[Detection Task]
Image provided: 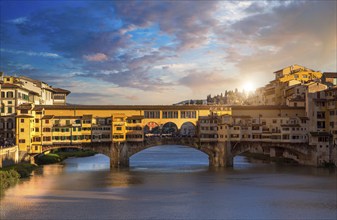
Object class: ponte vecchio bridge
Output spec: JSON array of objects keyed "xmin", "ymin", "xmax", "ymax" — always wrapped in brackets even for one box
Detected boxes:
[{"xmin": 16, "ymin": 104, "xmax": 317, "ymax": 167}]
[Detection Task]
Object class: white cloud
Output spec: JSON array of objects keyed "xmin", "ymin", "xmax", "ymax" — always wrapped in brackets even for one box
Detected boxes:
[
  {"xmin": 0, "ymin": 48, "xmax": 60, "ymax": 58},
  {"xmin": 83, "ymin": 53, "xmax": 108, "ymax": 61},
  {"xmin": 9, "ymin": 17, "xmax": 28, "ymax": 24}
]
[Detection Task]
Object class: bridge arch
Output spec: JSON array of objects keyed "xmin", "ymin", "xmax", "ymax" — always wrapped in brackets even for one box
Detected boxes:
[
  {"xmin": 144, "ymin": 122, "xmax": 160, "ymax": 136},
  {"xmin": 161, "ymin": 122, "xmax": 179, "ymax": 136},
  {"xmin": 39, "ymin": 142, "xmax": 115, "ymax": 159},
  {"xmin": 128, "ymin": 143, "xmax": 214, "ymax": 159},
  {"xmin": 180, "ymin": 122, "xmax": 196, "ymax": 137},
  {"xmin": 230, "ymin": 141, "xmax": 309, "ymax": 163}
]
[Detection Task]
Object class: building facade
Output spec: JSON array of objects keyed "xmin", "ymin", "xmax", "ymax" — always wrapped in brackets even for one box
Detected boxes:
[{"xmin": 0, "ymin": 74, "xmax": 70, "ymax": 147}]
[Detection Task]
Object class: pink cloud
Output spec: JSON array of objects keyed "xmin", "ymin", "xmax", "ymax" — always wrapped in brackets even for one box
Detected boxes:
[{"xmin": 83, "ymin": 53, "xmax": 108, "ymax": 61}]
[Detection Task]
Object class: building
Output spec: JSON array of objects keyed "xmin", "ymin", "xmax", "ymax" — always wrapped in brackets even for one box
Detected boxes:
[
  {"xmin": 306, "ymin": 86, "xmax": 337, "ymax": 164},
  {"xmin": 0, "ymin": 74, "xmax": 70, "ymax": 147},
  {"xmin": 15, "ymin": 104, "xmax": 231, "ymax": 154},
  {"xmin": 321, "ymin": 72, "xmax": 337, "ymax": 87},
  {"xmin": 251, "ymin": 64, "xmax": 325, "ymax": 106}
]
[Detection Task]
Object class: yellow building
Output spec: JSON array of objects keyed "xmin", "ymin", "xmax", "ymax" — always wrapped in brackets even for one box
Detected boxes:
[
  {"xmin": 274, "ymin": 64, "xmax": 322, "ymax": 83},
  {"xmin": 0, "ymin": 73, "xmax": 70, "ymax": 148},
  {"xmin": 15, "ymin": 104, "xmax": 231, "ymax": 154}
]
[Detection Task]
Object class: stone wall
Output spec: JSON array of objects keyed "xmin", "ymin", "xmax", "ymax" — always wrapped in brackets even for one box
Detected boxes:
[{"xmin": 0, "ymin": 146, "xmax": 19, "ymax": 167}]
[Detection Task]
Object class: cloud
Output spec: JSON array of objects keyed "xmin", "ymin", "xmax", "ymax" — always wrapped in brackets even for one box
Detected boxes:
[
  {"xmin": 83, "ymin": 53, "xmax": 108, "ymax": 62},
  {"xmin": 8, "ymin": 17, "xmax": 28, "ymax": 24},
  {"xmin": 113, "ymin": 1, "xmax": 219, "ymax": 50},
  {"xmin": 1, "ymin": 1, "xmax": 336, "ymax": 104},
  {"xmin": 0, "ymin": 48, "xmax": 60, "ymax": 58},
  {"xmin": 219, "ymin": 1, "xmax": 337, "ymax": 80},
  {"xmin": 179, "ymin": 70, "xmax": 241, "ymax": 92}
]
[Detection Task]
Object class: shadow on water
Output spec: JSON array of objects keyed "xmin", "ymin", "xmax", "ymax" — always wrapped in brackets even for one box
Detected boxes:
[{"xmin": 129, "ymin": 145, "xmax": 210, "ymax": 173}]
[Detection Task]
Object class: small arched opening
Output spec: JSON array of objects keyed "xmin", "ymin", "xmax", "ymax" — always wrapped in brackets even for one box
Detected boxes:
[
  {"xmin": 144, "ymin": 122, "xmax": 160, "ymax": 137},
  {"xmin": 180, "ymin": 122, "xmax": 196, "ymax": 137},
  {"xmin": 161, "ymin": 122, "xmax": 178, "ymax": 137}
]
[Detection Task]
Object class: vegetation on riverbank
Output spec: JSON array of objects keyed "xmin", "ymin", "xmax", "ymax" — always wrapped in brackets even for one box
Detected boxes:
[
  {"xmin": 0, "ymin": 163, "xmax": 38, "ymax": 192},
  {"xmin": 35, "ymin": 149, "xmax": 97, "ymax": 165}
]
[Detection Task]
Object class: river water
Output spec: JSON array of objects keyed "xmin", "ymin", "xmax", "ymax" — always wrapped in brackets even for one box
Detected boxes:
[{"xmin": 1, "ymin": 145, "xmax": 336, "ymax": 220}]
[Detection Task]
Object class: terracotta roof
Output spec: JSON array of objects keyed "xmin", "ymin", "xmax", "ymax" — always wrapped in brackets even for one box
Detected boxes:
[
  {"xmin": 42, "ymin": 115, "xmax": 54, "ymax": 119},
  {"xmin": 17, "ymin": 103, "xmax": 33, "ymax": 110},
  {"xmin": 127, "ymin": 115, "xmax": 144, "ymax": 120},
  {"xmin": 82, "ymin": 115, "xmax": 92, "ymax": 119},
  {"xmin": 15, "ymin": 115, "xmax": 33, "ymax": 118},
  {"xmin": 289, "ymin": 97, "xmax": 305, "ymax": 102},
  {"xmin": 53, "ymin": 116, "xmax": 82, "ymax": 119},
  {"xmin": 231, "ymin": 105, "xmax": 305, "ymax": 110},
  {"xmin": 52, "ymin": 88, "xmax": 71, "ymax": 95},
  {"xmin": 1, "ymin": 83, "xmax": 20, "ymax": 88},
  {"xmin": 34, "ymin": 105, "xmax": 227, "ymax": 111}
]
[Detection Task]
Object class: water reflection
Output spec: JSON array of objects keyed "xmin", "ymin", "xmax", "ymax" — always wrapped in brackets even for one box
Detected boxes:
[
  {"xmin": 130, "ymin": 145, "xmax": 209, "ymax": 173},
  {"xmin": 0, "ymin": 146, "xmax": 336, "ymax": 220}
]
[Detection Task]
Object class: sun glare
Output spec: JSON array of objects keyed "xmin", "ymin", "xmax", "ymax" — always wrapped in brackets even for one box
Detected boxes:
[{"xmin": 243, "ymin": 82, "xmax": 255, "ymax": 93}]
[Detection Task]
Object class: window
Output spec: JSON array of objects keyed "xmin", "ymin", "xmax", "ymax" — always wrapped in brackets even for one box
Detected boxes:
[
  {"xmin": 8, "ymin": 107, "xmax": 12, "ymax": 113},
  {"xmin": 43, "ymin": 128, "xmax": 51, "ymax": 132},
  {"xmin": 317, "ymin": 111, "xmax": 325, "ymax": 119},
  {"xmin": 54, "ymin": 95, "xmax": 65, "ymax": 100},
  {"xmin": 35, "ymin": 128, "xmax": 40, "ymax": 132},
  {"xmin": 162, "ymin": 111, "xmax": 178, "ymax": 119},
  {"xmin": 181, "ymin": 111, "xmax": 196, "ymax": 118},
  {"xmin": 7, "ymin": 119, "xmax": 13, "ymax": 129},
  {"xmin": 19, "ymin": 139, "xmax": 25, "ymax": 143},
  {"xmin": 35, "ymin": 119, "xmax": 40, "ymax": 123},
  {"xmin": 8, "ymin": 101, "xmax": 12, "ymax": 104},
  {"xmin": 1, "ymin": 92, "xmax": 5, "ymax": 98},
  {"xmin": 20, "ymin": 128, "xmax": 24, "ymax": 132},
  {"xmin": 21, "ymin": 109, "xmax": 28, "ymax": 114},
  {"xmin": 33, "ymin": 137, "xmax": 41, "ymax": 142},
  {"xmin": 21, "ymin": 119, "xmax": 25, "ymax": 123},
  {"xmin": 330, "ymin": 122, "xmax": 334, "ymax": 128},
  {"xmin": 45, "ymin": 119, "xmax": 49, "ymax": 124},
  {"xmin": 317, "ymin": 121, "xmax": 325, "ymax": 129},
  {"xmin": 6, "ymin": 91, "xmax": 14, "ymax": 98},
  {"xmin": 66, "ymin": 120, "xmax": 70, "ymax": 125},
  {"xmin": 144, "ymin": 111, "xmax": 160, "ymax": 118},
  {"xmin": 318, "ymin": 137, "xmax": 328, "ymax": 142},
  {"xmin": 116, "ymin": 127, "xmax": 122, "ymax": 131}
]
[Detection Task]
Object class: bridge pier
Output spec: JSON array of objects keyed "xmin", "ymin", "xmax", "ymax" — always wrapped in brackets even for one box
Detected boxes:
[
  {"xmin": 109, "ymin": 142, "xmax": 129, "ymax": 168},
  {"xmin": 209, "ymin": 142, "xmax": 233, "ymax": 167}
]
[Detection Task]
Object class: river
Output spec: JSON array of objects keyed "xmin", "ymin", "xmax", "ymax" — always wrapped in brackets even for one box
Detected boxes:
[{"xmin": 0, "ymin": 145, "xmax": 336, "ymax": 220}]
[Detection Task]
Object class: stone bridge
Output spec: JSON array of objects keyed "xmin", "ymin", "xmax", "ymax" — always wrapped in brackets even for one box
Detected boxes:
[
  {"xmin": 231, "ymin": 141, "xmax": 316, "ymax": 165},
  {"xmin": 38, "ymin": 138, "xmax": 317, "ymax": 167},
  {"xmin": 40, "ymin": 138, "xmax": 232, "ymax": 168}
]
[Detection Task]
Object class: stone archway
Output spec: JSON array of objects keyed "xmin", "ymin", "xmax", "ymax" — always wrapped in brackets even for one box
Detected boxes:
[
  {"xmin": 161, "ymin": 122, "xmax": 178, "ymax": 136},
  {"xmin": 144, "ymin": 122, "xmax": 160, "ymax": 136},
  {"xmin": 180, "ymin": 122, "xmax": 196, "ymax": 137}
]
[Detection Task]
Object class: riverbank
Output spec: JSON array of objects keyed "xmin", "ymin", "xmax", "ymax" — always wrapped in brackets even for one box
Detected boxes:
[
  {"xmin": 0, "ymin": 163, "xmax": 38, "ymax": 193},
  {"xmin": 35, "ymin": 149, "xmax": 97, "ymax": 165}
]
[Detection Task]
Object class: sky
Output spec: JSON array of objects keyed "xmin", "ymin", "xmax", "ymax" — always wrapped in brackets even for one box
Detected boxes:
[{"xmin": 1, "ymin": 0, "xmax": 336, "ymax": 105}]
